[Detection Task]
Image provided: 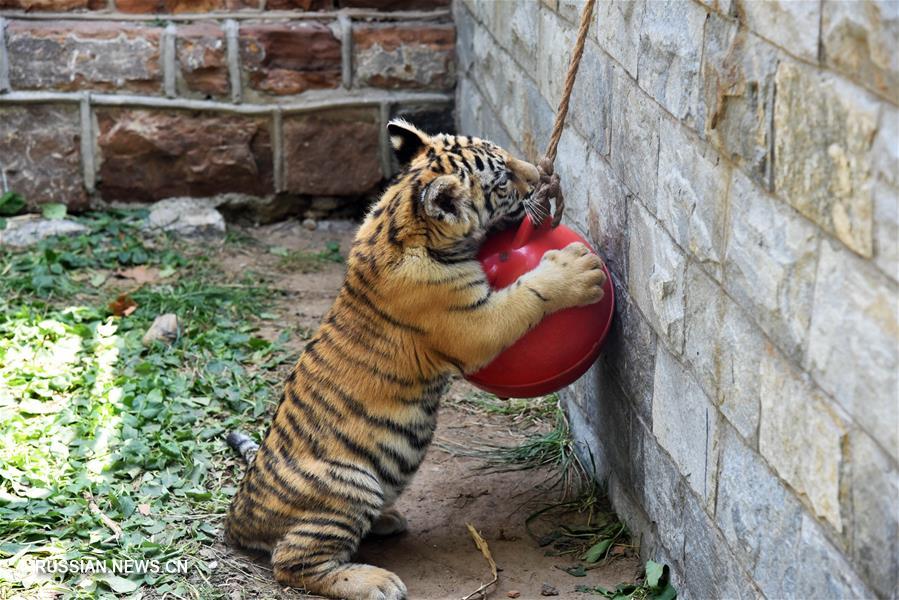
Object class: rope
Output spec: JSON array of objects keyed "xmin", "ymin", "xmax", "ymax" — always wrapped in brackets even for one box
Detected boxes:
[{"xmin": 532, "ymin": 0, "xmax": 596, "ymax": 227}]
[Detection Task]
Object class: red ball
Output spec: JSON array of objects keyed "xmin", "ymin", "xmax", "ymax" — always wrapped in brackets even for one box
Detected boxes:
[{"xmin": 465, "ymin": 215, "xmax": 615, "ymax": 398}]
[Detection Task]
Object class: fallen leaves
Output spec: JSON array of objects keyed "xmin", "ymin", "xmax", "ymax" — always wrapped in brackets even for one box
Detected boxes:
[{"xmin": 109, "ymin": 293, "xmax": 138, "ymax": 317}]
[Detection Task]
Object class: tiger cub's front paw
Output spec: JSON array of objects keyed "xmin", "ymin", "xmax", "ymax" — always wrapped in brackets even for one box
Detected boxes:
[{"xmin": 534, "ymin": 242, "xmax": 606, "ymax": 311}]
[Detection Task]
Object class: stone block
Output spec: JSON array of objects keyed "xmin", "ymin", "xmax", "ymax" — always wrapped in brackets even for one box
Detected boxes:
[
  {"xmin": 651, "ymin": 347, "xmax": 718, "ymax": 506},
  {"xmin": 239, "ymin": 23, "xmax": 341, "ymax": 96},
  {"xmin": 352, "ymin": 23, "xmax": 455, "ymax": 91},
  {"xmin": 583, "ymin": 153, "xmax": 629, "ymax": 286},
  {"xmin": 723, "ymin": 169, "xmax": 819, "ymax": 362},
  {"xmin": 715, "ymin": 422, "xmax": 806, "ymax": 599},
  {"xmin": 282, "ymin": 109, "xmax": 382, "ymax": 196},
  {"xmin": 639, "ymin": 429, "xmax": 689, "ymax": 568},
  {"xmin": 758, "ymin": 352, "xmax": 848, "ymax": 530},
  {"xmin": 594, "ymin": 0, "xmax": 644, "ymax": 79},
  {"xmin": 96, "ymin": 109, "xmax": 273, "ymax": 202},
  {"xmin": 0, "ymin": 215, "xmax": 89, "ymax": 248},
  {"xmin": 637, "ymin": 0, "xmax": 706, "ymax": 126},
  {"xmin": 0, "ymin": 105, "xmax": 87, "ymax": 210},
  {"xmin": 176, "ymin": 23, "xmax": 228, "ymax": 98},
  {"xmin": 681, "ymin": 483, "xmax": 759, "ymax": 600},
  {"xmin": 602, "ymin": 283, "xmax": 656, "ymax": 427},
  {"xmin": 873, "ymin": 181, "xmax": 899, "ymax": 282},
  {"xmin": 569, "ymin": 40, "xmax": 613, "ymax": 157},
  {"xmin": 844, "ymin": 430, "xmax": 899, "ymax": 597},
  {"xmin": 796, "ymin": 513, "xmax": 874, "ymax": 598},
  {"xmin": 732, "ymin": 0, "xmax": 820, "ymax": 62},
  {"xmin": 491, "ymin": 0, "xmax": 538, "ymax": 74},
  {"xmin": 655, "ymin": 117, "xmax": 730, "ymax": 278},
  {"xmin": 773, "ymin": 61, "xmax": 879, "ymax": 258},
  {"xmin": 628, "ymin": 202, "xmax": 687, "ymax": 355},
  {"xmin": 872, "ymin": 103, "xmax": 899, "ymax": 190},
  {"xmin": 683, "ymin": 262, "xmax": 762, "ymax": 443},
  {"xmin": 536, "ymin": 7, "xmax": 575, "ymax": 107},
  {"xmin": 610, "ymin": 69, "xmax": 660, "ymax": 204},
  {"xmin": 701, "ymin": 14, "xmax": 781, "ymax": 189},
  {"xmin": 805, "ymin": 239, "xmax": 899, "ymax": 461},
  {"xmin": 822, "ymin": 0, "xmax": 899, "ymax": 102},
  {"xmin": 6, "ymin": 21, "xmax": 161, "ymax": 93}
]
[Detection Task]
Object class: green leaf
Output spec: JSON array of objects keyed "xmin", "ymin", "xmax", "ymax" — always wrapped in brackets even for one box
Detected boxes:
[
  {"xmin": 564, "ymin": 564, "xmax": 587, "ymax": 577},
  {"xmin": 98, "ymin": 574, "xmax": 142, "ymax": 593},
  {"xmin": 582, "ymin": 538, "xmax": 613, "ymax": 563},
  {"xmin": 653, "ymin": 583, "xmax": 678, "ymax": 600},
  {"xmin": 0, "ymin": 217, "xmax": 6, "ymax": 230},
  {"xmin": 41, "ymin": 203, "xmax": 67, "ymax": 220},
  {"xmin": 0, "ymin": 191, "xmax": 25, "ymax": 216},
  {"xmin": 645, "ymin": 560, "xmax": 665, "ymax": 588}
]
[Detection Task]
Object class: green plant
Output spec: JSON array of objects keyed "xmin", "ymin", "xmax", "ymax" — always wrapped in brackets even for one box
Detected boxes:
[
  {"xmin": 270, "ymin": 240, "xmax": 344, "ymax": 273},
  {"xmin": 577, "ymin": 560, "xmax": 677, "ymax": 599}
]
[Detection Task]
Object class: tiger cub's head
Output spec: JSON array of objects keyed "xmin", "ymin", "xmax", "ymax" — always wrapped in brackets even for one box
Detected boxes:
[{"xmin": 385, "ymin": 120, "xmax": 542, "ymax": 259}]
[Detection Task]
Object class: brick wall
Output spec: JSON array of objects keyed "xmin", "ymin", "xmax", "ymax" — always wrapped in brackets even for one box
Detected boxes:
[
  {"xmin": 456, "ymin": 1, "xmax": 897, "ymax": 598},
  {"xmin": 0, "ymin": 0, "xmax": 454, "ymax": 218}
]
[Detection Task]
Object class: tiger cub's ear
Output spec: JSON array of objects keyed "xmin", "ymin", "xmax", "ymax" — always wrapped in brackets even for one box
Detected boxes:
[
  {"xmin": 422, "ymin": 175, "xmax": 466, "ymax": 221},
  {"xmin": 387, "ymin": 119, "xmax": 429, "ymax": 165}
]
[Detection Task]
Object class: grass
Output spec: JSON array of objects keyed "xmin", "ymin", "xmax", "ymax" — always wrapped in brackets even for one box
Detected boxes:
[
  {"xmin": 269, "ymin": 240, "xmax": 343, "ymax": 273},
  {"xmin": 0, "ymin": 211, "xmax": 295, "ymax": 599}
]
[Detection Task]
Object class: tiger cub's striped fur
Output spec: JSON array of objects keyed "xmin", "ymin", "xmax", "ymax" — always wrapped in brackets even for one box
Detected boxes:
[{"xmin": 224, "ymin": 121, "xmax": 606, "ymax": 600}]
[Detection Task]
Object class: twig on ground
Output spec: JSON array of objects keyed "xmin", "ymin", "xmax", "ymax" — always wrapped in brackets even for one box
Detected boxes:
[
  {"xmin": 82, "ymin": 490, "xmax": 123, "ymax": 540},
  {"xmin": 461, "ymin": 523, "xmax": 498, "ymax": 600}
]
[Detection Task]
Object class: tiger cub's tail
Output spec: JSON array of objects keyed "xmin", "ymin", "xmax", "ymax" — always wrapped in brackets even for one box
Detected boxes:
[{"xmin": 225, "ymin": 431, "xmax": 259, "ymax": 465}]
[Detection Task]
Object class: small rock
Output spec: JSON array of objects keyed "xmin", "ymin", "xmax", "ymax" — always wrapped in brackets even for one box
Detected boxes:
[
  {"xmin": 540, "ymin": 583, "xmax": 559, "ymax": 596},
  {"xmin": 302, "ymin": 218, "xmax": 317, "ymax": 231},
  {"xmin": 228, "ymin": 590, "xmax": 241, "ymax": 600},
  {"xmin": 144, "ymin": 198, "xmax": 226, "ymax": 239},
  {"xmin": 142, "ymin": 314, "xmax": 180, "ymax": 346},
  {"xmin": 0, "ymin": 214, "xmax": 88, "ymax": 248},
  {"xmin": 507, "ymin": 591, "xmax": 521, "ymax": 598}
]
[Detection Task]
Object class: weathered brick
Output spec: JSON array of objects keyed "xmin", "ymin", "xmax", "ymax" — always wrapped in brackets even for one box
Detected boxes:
[
  {"xmin": 115, "ymin": 0, "xmax": 259, "ymax": 12},
  {"xmin": 724, "ymin": 169, "xmax": 819, "ymax": 362},
  {"xmin": 805, "ymin": 239, "xmax": 899, "ymax": 462},
  {"xmin": 176, "ymin": 23, "xmax": 228, "ymax": 98},
  {"xmin": 821, "ymin": 0, "xmax": 899, "ymax": 102},
  {"xmin": 655, "ymin": 117, "xmax": 730, "ymax": 278},
  {"xmin": 732, "ymin": 0, "xmax": 820, "ymax": 62},
  {"xmin": 628, "ymin": 202, "xmax": 687, "ymax": 355},
  {"xmin": 610, "ymin": 70, "xmax": 659, "ymax": 204},
  {"xmin": 282, "ymin": 110, "xmax": 382, "ymax": 196},
  {"xmin": 701, "ymin": 14, "xmax": 780, "ymax": 189},
  {"xmin": 96, "ymin": 109, "xmax": 273, "ymax": 202},
  {"xmin": 240, "ymin": 23, "xmax": 341, "ymax": 96},
  {"xmin": 637, "ymin": 0, "xmax": 706, "ymax": 126},
  {"xmin": 651, "ymin": 347, "xmax": 718, "ymax": 506},
  {"xmin": 266, "ymin": 0, "xmax": 331, "ymax": 8},
  {"xmin": 338, "ymin": 0, "xmax": 449, "ymax": 9},
  {"xmin": 773, "ymin": 61, "xmax": 879, "ymax": 258},
  {"xmin": 0, "ymin": 105, "xmax": 86, "ymax": 210},
  {"xmin": 759, "ymin": 352, "xmax": 848, "ymax": 530},
  {"xmin": 844, "ymin": 430, "xmax": 899, "ymax": 597},
  {"xmin": 0, "ymin": 0, "xmax": 91, "ymax": 9},
  {"xmin": 352, "ymin": 23, "xmax": 455, "ymax": 90},
  {"xmin": 683, "ymin": 262, "xmax": 762, "ymax": 443},
  {"xmin": 594, "ymin": 0, "xmax": 644, "ymax": 79},
  {"xmin": 6, "ymin": 21, "xmax": 162, "ymax": 94}
]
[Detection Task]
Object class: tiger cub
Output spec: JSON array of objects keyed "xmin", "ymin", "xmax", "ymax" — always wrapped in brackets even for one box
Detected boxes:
[{"xmin": 224, "ymin": 120, "xmax": 606, "ymax": 600}]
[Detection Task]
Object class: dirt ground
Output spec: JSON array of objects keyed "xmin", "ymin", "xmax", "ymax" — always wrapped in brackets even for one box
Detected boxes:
[{"xmin": 207, "ymin": 219, "xmax": 639, "ymax": 600}]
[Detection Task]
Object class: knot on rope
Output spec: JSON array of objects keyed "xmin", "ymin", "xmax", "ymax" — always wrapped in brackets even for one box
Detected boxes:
[{"xmin": 532, "ymin": 156, "xmax": 564, "ymax": 228}]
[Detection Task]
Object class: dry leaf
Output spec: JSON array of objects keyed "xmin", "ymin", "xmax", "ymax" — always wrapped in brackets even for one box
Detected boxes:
[
  {"xmin": 114, "ymin": 266, "xmax": 160, "ymax": 285},
  {"xmin": 109, "ymin": 293, "xmax": 138, "ymax": 317},
  {"xmin": 137, "ymin": 503, "xmax": 151, "ymax": 516}
]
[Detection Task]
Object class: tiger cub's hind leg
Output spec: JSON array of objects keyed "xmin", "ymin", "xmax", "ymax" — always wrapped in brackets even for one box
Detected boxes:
[
  {"xmin": 272, "ymin": 525, "xmax": 407, "ymax": 600},
  {"xmin": 369, "ymin": 506, "xmax": 407, "ymax": 537}
]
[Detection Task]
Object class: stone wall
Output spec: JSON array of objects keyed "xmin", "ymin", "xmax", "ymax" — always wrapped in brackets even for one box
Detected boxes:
[
  {"xmin": 456, "ymin": 1, "xmax": 897, "ymax": 598},
  {"xmin": 0, "ymin": 0, "xmax": 454, "ymax": 219}
]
